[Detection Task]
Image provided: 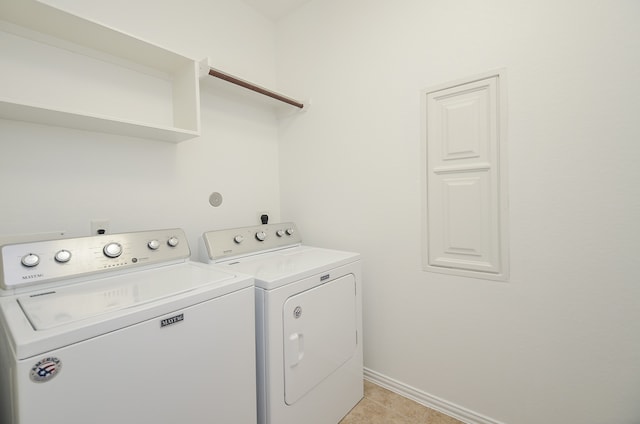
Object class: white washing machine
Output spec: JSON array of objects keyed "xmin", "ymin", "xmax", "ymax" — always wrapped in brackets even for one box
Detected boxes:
[
  {"xmin": 201, "ymin": 222, "xmax": 363, "ymax": 424},
  {"xmin": 0, "ymin": 229, "xmax": 256, "ymax": 424}
]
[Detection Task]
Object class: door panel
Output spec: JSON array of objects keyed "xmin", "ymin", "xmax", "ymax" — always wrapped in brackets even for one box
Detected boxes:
[
  {"xmin": 424, "ymin": 73, "xmax": 508, "ymax": 280},
  {"xmin": 283, "ymin": 274, "xmax": 356, "ymax": 405}
]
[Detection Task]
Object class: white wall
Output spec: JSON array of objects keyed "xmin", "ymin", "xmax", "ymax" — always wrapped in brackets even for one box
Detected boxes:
[
  {"xmin": 0, "ymin": 0, "xmax": 282, "ymax": 253},
  {"xmin": 276, "ymin": 1, "xmax": 640, "ymax": 423}
]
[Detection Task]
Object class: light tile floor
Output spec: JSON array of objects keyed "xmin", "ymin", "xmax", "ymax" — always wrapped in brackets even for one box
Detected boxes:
[{"xmin": 340, "ymin": 380, "xmax": 464, "ymax": 424}]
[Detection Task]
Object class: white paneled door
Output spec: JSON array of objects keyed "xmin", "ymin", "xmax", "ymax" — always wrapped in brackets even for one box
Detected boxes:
[{"xmin": 422, "ymin": 71, "xmax": 508, "ymax": 281}]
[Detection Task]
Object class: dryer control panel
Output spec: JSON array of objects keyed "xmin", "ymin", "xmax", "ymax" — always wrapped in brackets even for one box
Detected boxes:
[
  {"xmin": 202, "ymin": 222, "xmax": 301, "ymax": 262},
  {"xmin": 0, "ymin": 229, "xmax": 190, "ymax": 294}
]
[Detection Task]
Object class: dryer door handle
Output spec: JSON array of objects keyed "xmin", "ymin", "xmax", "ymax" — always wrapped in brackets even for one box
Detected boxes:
[{"xmin": 286, "ymin": 333, "xmax": 305, "ymax": 368}]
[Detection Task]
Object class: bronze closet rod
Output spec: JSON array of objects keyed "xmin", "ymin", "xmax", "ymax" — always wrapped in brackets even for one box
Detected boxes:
[{"xmin": 208, "ymin": 68, "xmax": 304, "ymax": 109}]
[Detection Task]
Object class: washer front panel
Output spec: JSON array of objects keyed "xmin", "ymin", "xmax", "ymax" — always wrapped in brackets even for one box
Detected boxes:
[
  {"xmin": 0, "ymin": 261, "xmax": 252, "ymax": 359},
  {"xmin": 17, "ymin": 262, "xmax": 237, "ymax": 330},
  {"xmin": 8, "ymin": 286, "xmax": 257, "ymax": 424}
]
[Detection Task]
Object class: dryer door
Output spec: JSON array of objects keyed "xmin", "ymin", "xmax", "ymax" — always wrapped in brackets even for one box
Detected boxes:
[{"xmin": 283, "ymin": 274, "xmax": 357, "ymax": 405}]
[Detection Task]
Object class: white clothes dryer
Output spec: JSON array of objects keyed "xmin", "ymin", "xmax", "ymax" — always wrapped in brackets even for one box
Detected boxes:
[
  {"xmin": 0, "ymin": 229, "xmax": 256, "ymax": 424},
  {"xmin": 201, "ymin": 222, "xmax": 363, "ymax": 424}
]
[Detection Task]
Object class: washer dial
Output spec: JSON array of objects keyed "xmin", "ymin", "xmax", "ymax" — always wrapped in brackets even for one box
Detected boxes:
[
  {"xmin": 103, "ymin": 242, "xmax": 123, "ymax": 258},
  {"xmin": 167, "ymin": 236, "xmax": 180, "ymax": 247},
  {"xmin": 255, "ymin": 231, "xmax": 267, "ymax": 241},
  {"xmin": 148, "ymin": 239, "xmax": 160, "ymax": 250},
  {"xmin": 54, "ymin": 250, "xmax": 72, "ymax": 263},
  {"xmin": 21, "ymin": 253, "xmax": 40, "ymax": 267}
]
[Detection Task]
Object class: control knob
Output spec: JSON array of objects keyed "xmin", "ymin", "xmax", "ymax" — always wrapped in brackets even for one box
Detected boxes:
[
  {"xmin": 234, "ymin": 235, "xmax": 244, "ymax": 244},
  {"xmin": 286, "ymin": 228, "xmax": 295, "ymax": 236},
  {"xmin": 148, "ymin": 239, "xmax": 160, "ymax": 250},
  {"xmin": 167, "ymin": 237, "xmax": 179, "ymax": 247},
  {"xmin": 103, "ymin": 242, "xmax": 123, "ymax": 258},
  {"xmin": 276, "ymin": 229, "xmax": 285, "ymax": 237},
  {"xmin": 54, "ymin": 249, "xmax": 72, "ymax": 263},
  {"xmin": 21, "ymin": 253, "xmax": 40, "ymax": 267},
  {"xmin": 255, "ymin": 231, "xmax": 267, "ymax": 241}
]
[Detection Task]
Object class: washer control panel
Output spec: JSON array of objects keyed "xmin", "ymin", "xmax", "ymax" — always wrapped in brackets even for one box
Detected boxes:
[
  {"xmin": 202, "ymin": 222, "xmax": 301, "ymax": 261},
  {"xmin": 0, "ymin": 229, "xmax": 190, "ymax": 293}
]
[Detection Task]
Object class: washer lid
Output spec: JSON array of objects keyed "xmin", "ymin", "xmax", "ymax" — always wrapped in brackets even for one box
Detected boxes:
[
  {"xmin": 17, "ymin": 262, "xmax": 241, "ymax": 331},
  {"xmin": 221, "ymin": 246, "xmax": 360, "ymax": 290}
]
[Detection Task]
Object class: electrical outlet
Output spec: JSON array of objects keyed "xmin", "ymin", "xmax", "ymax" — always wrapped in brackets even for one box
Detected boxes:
[
  {"xmin": 257, "ymin": 211, "xmax": 270, "ymax": 225},
  {"xmin": 91, "ymin": 220, "xmax": 110, "ymax": 235}
]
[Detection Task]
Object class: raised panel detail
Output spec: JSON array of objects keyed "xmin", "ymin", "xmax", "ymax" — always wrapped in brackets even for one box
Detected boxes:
[
  {"xmin": 443, "ymin": 176, "xmax": 484, "ymax": 256},
  {"xmin": 429, "ymin": 172, "xmax": 500, "ymax": 273},
  {"xmin": 422, "ymin": 71, "xmax": 508, "ymax": 281},
  {"xmin": 440, "ymin": 89, "xmax": 489, "ymax": 161}
]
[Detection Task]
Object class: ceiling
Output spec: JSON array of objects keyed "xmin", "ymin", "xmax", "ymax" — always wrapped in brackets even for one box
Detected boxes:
[{"xmin": 241, "ymin": 0, "xmax": 312, "ymax": 21}]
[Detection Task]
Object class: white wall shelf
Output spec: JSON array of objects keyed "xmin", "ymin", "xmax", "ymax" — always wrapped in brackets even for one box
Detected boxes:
[{"xmin": 0, "ymin": 0, "xmax": 200, "ymax": 143}]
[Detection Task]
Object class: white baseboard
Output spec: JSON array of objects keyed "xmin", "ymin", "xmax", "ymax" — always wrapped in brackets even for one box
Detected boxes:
[{"xmin": 363, "ymin": 368, "xmax": 506, "ymax": 424}]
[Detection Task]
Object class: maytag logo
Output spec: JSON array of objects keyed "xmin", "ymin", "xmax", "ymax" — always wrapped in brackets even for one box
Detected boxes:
[
  {"xmin": 22, "ymin": 273, "xmax": 44, "ymax": 280},
  {"xmin": 160, "ymin": 313, "xmax": 184, "ymax": 328}
]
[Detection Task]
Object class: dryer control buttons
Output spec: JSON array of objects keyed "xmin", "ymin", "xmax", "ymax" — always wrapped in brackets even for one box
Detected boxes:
[
  {"xmin": 255, "ymin": 231, "xmax": 267, "ymax": 242},
  {"xmin": 167, "ymin": 236, "xmax": 180, "ymax": 247},
  {"xmin": 21, "ymin": 253, "xmax": 40, "ymax": 267},
  {"xmin": 54, "ymin": 250, "xmax": 72, "ymax": 263},
  {"xmin": 276, "ymin": 229, "xmax": 285, "ymax": 237},
  {"xmin": 286, "ymin": 228, "xmax": 295, "ymax": 236},
  {"xmin": 147, "ymin": 239, "xmax": 160, "ymax": 250},
  {"xmin": 234, "ymin": 235, "xmax": 244, "ymax": 244},
  {"xmin": 103, "ymin": 242, "xmax": 123, "ymax": 258}
]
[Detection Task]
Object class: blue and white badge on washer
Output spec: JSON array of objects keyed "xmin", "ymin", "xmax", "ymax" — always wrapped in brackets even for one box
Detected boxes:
[{"xmin": 30, "ymin": 357, "xmax": 62, "ymax": 383}]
